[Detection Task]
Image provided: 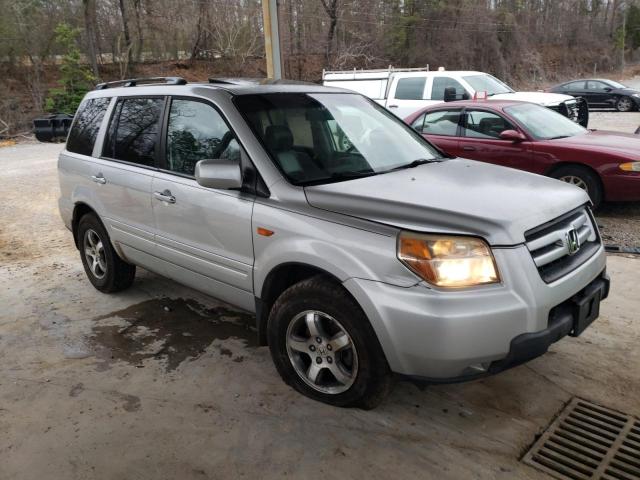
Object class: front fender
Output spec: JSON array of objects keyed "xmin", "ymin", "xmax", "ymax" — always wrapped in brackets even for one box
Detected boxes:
[{"xmin": 251, "ymin": 202, "xmax": 419, "ymax": 297}]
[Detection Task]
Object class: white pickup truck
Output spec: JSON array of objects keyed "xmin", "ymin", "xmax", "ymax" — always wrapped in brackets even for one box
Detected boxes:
[{"xmin": 322, "ymin": 67, "xmax": 589, "ymax": 127}]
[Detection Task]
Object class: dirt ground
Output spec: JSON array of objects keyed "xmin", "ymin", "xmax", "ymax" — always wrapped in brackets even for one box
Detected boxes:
[{"xmin": 0, "ymin": 142, "xmax": 639, "ymax": 480}]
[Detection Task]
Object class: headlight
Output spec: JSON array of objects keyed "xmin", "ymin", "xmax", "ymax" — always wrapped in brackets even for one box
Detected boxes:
[
  {"xmin": 620, "ymin": 162, "xmax": 640, "ymax": 172},
  {"xmin": 397, "ymin": 232, "xmax": 500, "ymax": 288}
]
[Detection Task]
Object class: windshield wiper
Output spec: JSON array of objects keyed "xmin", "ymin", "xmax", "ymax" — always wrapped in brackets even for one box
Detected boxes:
[
  {"xmin": 549, "ymin": 135, "xmax": 570, "ymax": 140},
  {"xmin": 387, "ymin": 158, "xmax": 434, "ymax": 172}
]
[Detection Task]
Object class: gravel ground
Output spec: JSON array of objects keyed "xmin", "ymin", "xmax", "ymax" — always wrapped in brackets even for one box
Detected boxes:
[{"xmin": 587, "ymin": 111, "xmax": 640, "ymax": 249}]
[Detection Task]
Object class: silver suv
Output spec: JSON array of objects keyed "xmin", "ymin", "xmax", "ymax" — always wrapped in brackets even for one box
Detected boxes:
[{"xmin": 58, "ymin": 77, "xmax": 609, "ymax": 408}]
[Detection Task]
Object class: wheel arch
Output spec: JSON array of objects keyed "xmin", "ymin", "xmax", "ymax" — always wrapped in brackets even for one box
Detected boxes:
[
  {"xmin": 545, "ymin": 161, "xmax": 605, "ymax": 198},
  {"xmin": 71, "ymin": 202, "xmax": 99, "ymax": 248},
  {"xmin": 255, "ymin": 262, "xmax": 354, "ymax": 346}
]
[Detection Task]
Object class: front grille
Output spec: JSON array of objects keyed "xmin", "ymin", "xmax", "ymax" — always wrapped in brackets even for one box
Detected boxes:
[
  {"xmin": 523, "ymin": 397, "xmax": 640, "ymax": 480},
  {"xmin": 525, "ymin": 207, "xmax": 600, "ymax": 283}
]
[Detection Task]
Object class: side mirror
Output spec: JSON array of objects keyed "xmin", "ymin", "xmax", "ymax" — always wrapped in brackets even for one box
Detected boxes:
[
  {"xmin": 443, "ymin": 87, "xmax": 457, "ymax": 102},
  {"xmin": 499, "ymin": 129, "xmax": 526, "ymax": 142},
  {"xmin": 603, "ymin": 87, "xmax": 612, "ymax": 92},
  {"xmin": 195, "ymin": 158, "xmax": 242, "ymax": 189}
]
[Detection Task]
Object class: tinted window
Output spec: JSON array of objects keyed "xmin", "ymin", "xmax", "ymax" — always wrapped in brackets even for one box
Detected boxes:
[
  {"xmin": 430, "ymin": 77, "xmax": 467, "ymax": 100},
  {"xmin": 421, "ymin": 110, "xmax": 461, "ymax": 136},
  {"xmin": 586, "ymin": 80, "xmax": 609, "ymax": 91},
  {"xmin": 395, "ymin": 77, "xmax": 426, "ymax": 100},
  {"xmin": 103, "ymin": 97, "xmax": 163, "ymax": 166},
  {"xmin": 166, "ymin": 99, "xmax": 240, "ymax": 176},
  {"xmin": 563, "ymin": 81, "xmax": 585, "ymax": 91},
  {"xmin": 67, "ymin": 97, "xmax": 110, "ymax": 156},
  {"xmin": 463, "ymin": 110, "xmax": 512, "ymax": 139}
]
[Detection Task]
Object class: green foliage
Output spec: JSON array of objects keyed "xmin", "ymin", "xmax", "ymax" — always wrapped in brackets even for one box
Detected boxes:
[{"xmin": 45, "ymin": 23, "xmax": 95, "ymax": 114}]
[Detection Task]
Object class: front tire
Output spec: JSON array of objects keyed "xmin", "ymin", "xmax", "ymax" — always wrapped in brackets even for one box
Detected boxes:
[
  {"xmin": 77, "ymin": 213, "xmax": 136, "ymax": 293},
  {"xmin": 267, "ymin": 276, "xmax": 392, "ymax": 409},
  {"xmin": 550, "ymin": 165, "xmax": 603, "ymax": 209},
  {"xmin": 616, "ymin": 96, "xmax": 634, "ymax": 112}
]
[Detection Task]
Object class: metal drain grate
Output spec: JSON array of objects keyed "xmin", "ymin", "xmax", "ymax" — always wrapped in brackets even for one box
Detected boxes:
[{"xmin": 523, "ymin": 397, "xmax": 640, "ymax": 480}]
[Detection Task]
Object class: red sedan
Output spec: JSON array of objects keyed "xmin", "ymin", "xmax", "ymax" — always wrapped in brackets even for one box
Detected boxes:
[{"xmin": 404, "ymin": 100, "xmax": 640, "ymax": 207}]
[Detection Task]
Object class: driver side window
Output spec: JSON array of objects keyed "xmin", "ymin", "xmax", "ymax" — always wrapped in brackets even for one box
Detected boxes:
[{"xmin": 166, "ymin": 99, "xmax": 239, "ymax": 176}]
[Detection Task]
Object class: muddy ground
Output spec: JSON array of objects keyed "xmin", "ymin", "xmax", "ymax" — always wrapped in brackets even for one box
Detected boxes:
[{"xmin": 0, "ymin": 142, "xmax": 639, "ymax": 480}]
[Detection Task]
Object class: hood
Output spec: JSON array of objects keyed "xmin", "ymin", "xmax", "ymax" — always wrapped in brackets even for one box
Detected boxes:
[
  {"xmin": 551, "ymin": 130, "xmax": 640, "ymax": 157},
  {"xmin": 304, "ymin": 159, "xmax": 589, "ymax": 246},
  {"xmin": 491, "ymin": 91, "xmax": 574, "ymax": 106}
]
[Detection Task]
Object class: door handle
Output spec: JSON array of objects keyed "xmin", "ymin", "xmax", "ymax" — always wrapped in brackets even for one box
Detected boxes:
[
  {"xmin": 91, "ymin": 174, "xmax": 106, "ymax": 184},
  {"xmin": 154, "ymin": 190, "xmax": 176, "ymax": 204},
  {"xmin": 462, "ymin": 146, "xmax": 476, "ymax": 151},
  {"xmin": 388, "ymin": 104, "xmax": 399, "ymax": 108}
]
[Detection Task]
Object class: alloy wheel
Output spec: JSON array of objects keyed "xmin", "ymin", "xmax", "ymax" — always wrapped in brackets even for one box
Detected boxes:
[
  {"xmin": 83, "ymin": 228, "xmax": 107, "ymax": 279},
  {"xmin": 617, "ymin": 97, "xmax": 633, "ymax": 112},
  {"xmin": 286, "ymin": 310, "xmax": 358, "ymax": 395},
  {"xmin": 559, "ymin": 175, "xmax": 589, "ymax": 193}
]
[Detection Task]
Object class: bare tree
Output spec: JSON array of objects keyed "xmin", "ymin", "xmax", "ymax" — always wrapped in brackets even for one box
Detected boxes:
[
  {"xmin": 320, "ymin": 0, "xmax": 339, "ymax": 67},
  {"xmin": 83, "ymin": 0, "xmax": 99, "ymax": 77}
]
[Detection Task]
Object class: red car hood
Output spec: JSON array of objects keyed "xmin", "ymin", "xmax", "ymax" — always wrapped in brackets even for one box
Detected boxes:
[{"xmin": 552, "ymin": 130, "xmax": 640, "ymax": 157}]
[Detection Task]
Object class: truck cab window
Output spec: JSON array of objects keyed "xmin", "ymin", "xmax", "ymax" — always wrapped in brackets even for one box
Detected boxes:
[{"xmin": 395, "ymin": 77, "xmax": 426, "ymax": 100}]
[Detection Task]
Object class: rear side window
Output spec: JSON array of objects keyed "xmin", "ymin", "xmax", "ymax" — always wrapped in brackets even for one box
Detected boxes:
[
  {"xmin": 103, "ymin": 97, "xmax": 164, "ymax": 166},
  {"xmin": 395, "ymin": 77, "xmax": 426, "ymax": 100},
  {"xmin": 421, "ymin": 110, "xmax": 461, "ymax": 136},
  {"xmin": 67, "ymin": 97, "xmax": 110, "ymax": 156}
]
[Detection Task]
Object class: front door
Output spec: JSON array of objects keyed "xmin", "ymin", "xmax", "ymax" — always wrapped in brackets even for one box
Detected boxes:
[
  {"xmin": 151, "ymin": 97, "xmax": 255, "ymax": 310},
  {"xmin": 458, "ymin": 108, "xmax": 533, "ymax": 171}
]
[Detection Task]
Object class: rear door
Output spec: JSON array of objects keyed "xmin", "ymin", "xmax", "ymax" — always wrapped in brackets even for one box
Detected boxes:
[
  {"xmin": 410, "ymin": 108, "xmax": 462, "ymax": 157},
  {"xmin": 151, "ymin": 97, "xmax": 255, "ymax": 310},
  {"xmin": 94, "ymin": 96, "xmax": 165, "ymax": 263},
  {"xmin": 459, "ymin": 108, "xmax": 533, "ymax": 171},
  {"xmin": 386, "ymin": 75, "xmax": 430, "ymax": 117}
]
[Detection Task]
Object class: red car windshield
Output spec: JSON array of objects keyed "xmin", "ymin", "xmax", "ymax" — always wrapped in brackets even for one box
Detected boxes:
[{"xmin": 505, "ymin": 103, "xmax": 588, "ymax": 140}]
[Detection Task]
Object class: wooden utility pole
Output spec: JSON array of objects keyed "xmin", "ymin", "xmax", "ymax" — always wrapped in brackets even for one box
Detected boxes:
[
  {"xmin": 621, "ymin": 2, "xmax": 626, "ymax": 71},
  {"xmin": 262, "ymin": 0, "xmax": 282, "ymax": 79}
]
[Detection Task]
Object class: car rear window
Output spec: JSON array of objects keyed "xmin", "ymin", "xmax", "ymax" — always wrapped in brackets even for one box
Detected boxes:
[
  {"xmin": 103, "ymin": 97, "xmax": 164, "ymax": 166},
  {"xmin": 66, "ymin": 97, "xmax": 110, "ymax": 156}
]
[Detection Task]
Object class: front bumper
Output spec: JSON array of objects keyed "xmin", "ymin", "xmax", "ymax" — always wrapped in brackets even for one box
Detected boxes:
[{"xmin": 344, "ymin": 243, "xmax": 607, "ymax": 379}]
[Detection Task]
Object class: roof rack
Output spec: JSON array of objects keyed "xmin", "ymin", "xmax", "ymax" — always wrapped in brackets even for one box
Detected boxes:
[
  {"xmin": 322, "ymin": 65, "xmax": 430, "ymax": 77},
  {"xmin": 95, "ymin": 76, "xmax": 187, "ymax": 90}
]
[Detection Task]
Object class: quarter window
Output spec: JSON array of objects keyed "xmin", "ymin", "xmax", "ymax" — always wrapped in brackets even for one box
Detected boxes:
[
  {"xmin": 463, "ymin": 110, "xmax": 513, "ymax": 139},
  {"xmin": 430, "ymin": 77, "xmax": 467, "ymax": 101},
  {"xmin": 66, "ymin": 97, "xmax": 110, "ymax": 156},
  {"xmin": 421, "ymin": 110, "xmax": 461, "ymax": 136},
  {"xmin": 166, "ymin": 99, "xmax": 240, "ymax": 176},
  {"xmin": 103, "ymin": 97, "xmax": 164, "ymax": 166},
  {"xmin": 395, "ymin": 77, "xmax": 426, "ymax": 100}
]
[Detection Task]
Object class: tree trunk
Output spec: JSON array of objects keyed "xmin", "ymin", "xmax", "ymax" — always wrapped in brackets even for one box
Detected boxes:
[
  {"xmin": 118, "ymin": 0, "xmax": 133, "ymax": 73},
  {"xmin": 82, "ymin": 0, "xmax": 99, "ymax": 77},
  {"xmin": 320, "ymin": 0, "xmax": 338, "ymax": 68},
  {"xmin": 133, "ymin": 0, "xmax": 144, "ymax": 62}
]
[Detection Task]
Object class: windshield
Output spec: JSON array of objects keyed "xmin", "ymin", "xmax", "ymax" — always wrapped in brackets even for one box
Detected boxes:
[
  {"xmin": 605, "ymin": 80, "xmax": 626, "ymax": 89},
  {"xmin": 234, "ymin": 93, "xmax": 442, "ymax": 185},
  {"xmin": 462, "ymin": 74, "xmax": 514, "ymax": 95},
  {"xmin": 505, "ymin": 103, "xmax": 587, "ymax": 140}
]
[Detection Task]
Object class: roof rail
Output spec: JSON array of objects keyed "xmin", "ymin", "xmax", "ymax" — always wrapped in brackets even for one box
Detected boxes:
[
  {"xmin": 95, "ymin": 76, "xmax": 187, "ymax": 90},
  {"xmin": 322, "ymin": 65, "xmax": 430, "ymax": 77}
]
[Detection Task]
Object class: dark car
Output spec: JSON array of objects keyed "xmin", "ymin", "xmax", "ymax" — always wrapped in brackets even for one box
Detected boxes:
[
  {"xmin": 405, "ymin": 100, "xmax": 640, "ymax": 207},
  {"xmin": 547, "ymin": 79, "xmax": 640, "ymax": 112}
]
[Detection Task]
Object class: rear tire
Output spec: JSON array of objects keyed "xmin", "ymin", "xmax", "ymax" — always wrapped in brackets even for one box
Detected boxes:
[
  {"xmin": 267, "ymin": 275, "xmax": 392, "ymax": 409},
  {"xmin": 77, "ymin": 213, "xmax": 136, "ymax": 293},
  {"xmin": 550, "ymin": 165, "xmax": 603, "ymax": 209},
  {"xmin": 616, "ymin": 96, "xmax": 634, "ymax": 112}
]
